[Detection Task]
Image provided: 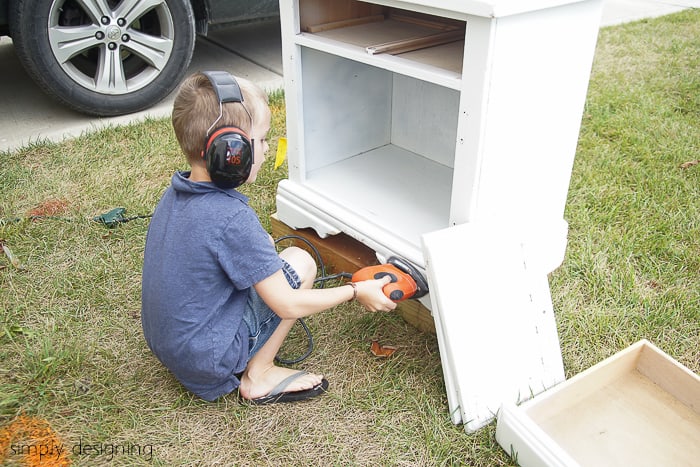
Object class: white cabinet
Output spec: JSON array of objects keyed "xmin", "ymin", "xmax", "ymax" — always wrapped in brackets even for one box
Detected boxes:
[{"xmin": 276, "ymin": 0, "xmax": 603, "ymax": 431}]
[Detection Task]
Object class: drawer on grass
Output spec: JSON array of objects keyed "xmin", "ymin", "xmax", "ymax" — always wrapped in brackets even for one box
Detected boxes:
[{"xmin": 496, "ymin": 339, "xmax": 700, "ymax": 467}]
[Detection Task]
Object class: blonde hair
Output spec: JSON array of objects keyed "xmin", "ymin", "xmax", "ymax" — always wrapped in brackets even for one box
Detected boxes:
[{"xmin": 171, "ymin": 72, "xmax": 270, "ymax": 162}]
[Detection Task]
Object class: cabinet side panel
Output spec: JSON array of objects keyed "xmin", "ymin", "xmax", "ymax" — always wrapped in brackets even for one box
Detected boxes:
[
  {"xmin": 471, "ymin": 0, "xmax": 602, "ymax": 223},
  {"xmin": 449, "ymin": 15, "xmax": 495, "ymax": 226},
  {"xmin": 280, "ymin": 0, "xmax": 305, "ymax": 181},
  {"xmin": 300, "ymin": 48, "xmax": 392, "ymax": 172}
]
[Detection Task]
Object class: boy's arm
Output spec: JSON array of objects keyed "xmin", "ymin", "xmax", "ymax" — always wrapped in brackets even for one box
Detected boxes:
[{"xmin": 254, "ymin": 270, "xmax": 396, "ymax": 319}]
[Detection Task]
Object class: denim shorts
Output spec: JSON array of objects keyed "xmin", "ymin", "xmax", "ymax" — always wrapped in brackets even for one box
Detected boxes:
[{"xmin": 242, "ymin": 260, "xmax": 301, "ymax": 358}]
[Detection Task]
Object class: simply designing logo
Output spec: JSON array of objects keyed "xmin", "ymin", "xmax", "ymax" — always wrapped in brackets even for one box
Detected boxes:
[
  {"xmin": 1, "ymin": 414, "xmax": 155, "ymax": 465},
  {"xmin": 0, "ymin": 414, "xmax": 71, "ymax": 466}
]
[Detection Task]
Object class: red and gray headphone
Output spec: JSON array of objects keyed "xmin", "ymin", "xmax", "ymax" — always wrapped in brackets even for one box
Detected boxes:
[{"xmin": 201, "ymin": 71, "xmax": 254, "ymax": 188}]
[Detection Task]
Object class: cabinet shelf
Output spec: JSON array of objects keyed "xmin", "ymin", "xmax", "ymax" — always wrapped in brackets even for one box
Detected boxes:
[
  {"xmin": 305, "ymin": 144, "xmax": 453, "ymax": 248},
  {"xmin": 295, "ymin": 4, "xmax": 465, "ymax": 89},
  {"xmin": 295, "ymin": 33, "xmax": 463, "ymax": 90}
]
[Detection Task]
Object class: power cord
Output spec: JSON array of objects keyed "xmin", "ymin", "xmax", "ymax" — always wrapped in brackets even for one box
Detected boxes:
[
  {"xmin": 273, "ymin": 234, "xmax": 353, "ymax": 364},
  {"xmin": 0, "ymin": 207, "xmax": 152, "ymax": 228},
  {"xmin": 92, "ymin": 207, "xmax": 152, "ymax": 227}
]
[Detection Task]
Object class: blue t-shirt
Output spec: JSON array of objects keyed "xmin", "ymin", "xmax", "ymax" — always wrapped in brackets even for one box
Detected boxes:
[{"xmin": 141, "ymin": 171, "xmax": 283, "ymax": 401}]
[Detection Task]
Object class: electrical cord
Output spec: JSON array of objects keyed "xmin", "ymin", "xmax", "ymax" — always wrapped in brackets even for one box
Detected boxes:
[
  {"xmin": 0, "ymin": 207, "xmax": 152, "ymax": 228},
  {"xmin": 92, "ymin": 207, "xmax": 152, "ymax": 227},
  {"xmin": 315, "ymin": 271, "xmax": 353, "ymax": 282},
  {"xmin": 273, "ymin": 234, "xmax": 353, "ymax": 364}
]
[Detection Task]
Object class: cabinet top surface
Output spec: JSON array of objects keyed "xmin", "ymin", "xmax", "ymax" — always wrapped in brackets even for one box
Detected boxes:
[{"xmin": 366, "ymin": 0, "xmax": 593, "ymax": 17}]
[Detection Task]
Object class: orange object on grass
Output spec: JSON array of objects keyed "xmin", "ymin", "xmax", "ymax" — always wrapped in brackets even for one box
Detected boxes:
[
  {"xmin": 370, "ymin": 339, "xmax": 397, "ymax": 358},
  {"xmin": 0, "ymin": 414, "xmax": 71, "ymax": 466}
]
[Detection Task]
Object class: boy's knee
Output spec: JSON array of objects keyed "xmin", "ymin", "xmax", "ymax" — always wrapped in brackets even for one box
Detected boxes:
[{"xmin": 280, "ymin": 246, "xmax": 316, "ymax": 287}]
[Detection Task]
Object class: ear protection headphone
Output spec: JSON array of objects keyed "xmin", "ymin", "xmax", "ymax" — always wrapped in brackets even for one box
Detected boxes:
[{"xmin": 201, "ymin": 71, "xmax": 254, "ymax": 188}]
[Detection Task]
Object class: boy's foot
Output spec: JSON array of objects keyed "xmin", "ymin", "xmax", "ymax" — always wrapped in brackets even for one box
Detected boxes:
[
  {"xmin": 247, "ymin": 371, "xmax": 328, "ymax": 405},
  {"xmin": 240, "ymin": 366, "xmax": 327, "ymax": 404}
]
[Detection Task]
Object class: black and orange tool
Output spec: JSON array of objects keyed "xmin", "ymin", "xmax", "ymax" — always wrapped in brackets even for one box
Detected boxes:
[{"xmin": 352, "ymin": 256, "xmax": 429, "ymax": 302}]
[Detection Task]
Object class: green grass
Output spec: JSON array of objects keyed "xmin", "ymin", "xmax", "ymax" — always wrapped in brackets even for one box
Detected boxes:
[
  {"xmin": 1, "ymin": 10, "xmax": 699, "ymax": 466},
  {"xmin": 552, "ymin": 10, "xmax": 700, "ymax": 374}
]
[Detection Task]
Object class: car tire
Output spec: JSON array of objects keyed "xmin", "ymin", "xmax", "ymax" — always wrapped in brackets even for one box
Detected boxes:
[{"xmin": 9, "ymin": 0, "xmax": 196, "ymax": 116}]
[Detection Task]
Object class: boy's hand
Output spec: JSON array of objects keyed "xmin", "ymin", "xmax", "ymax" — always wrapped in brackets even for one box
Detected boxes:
[{"xmin": 355, "ymin": 275, "xmax": 397, "ymax": 312}]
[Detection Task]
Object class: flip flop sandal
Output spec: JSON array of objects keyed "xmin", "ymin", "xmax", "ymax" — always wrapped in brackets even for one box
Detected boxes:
[{"xmin": 248, "ymin": 371, "xmax": 329, "ymax": 405}]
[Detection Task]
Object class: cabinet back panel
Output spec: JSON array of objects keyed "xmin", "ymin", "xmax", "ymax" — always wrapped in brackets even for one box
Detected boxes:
[
  {"xmin": 299, "ymin": 0, "xmax": 386, "ymax": 31},
  {"xmin": 391, "ymin": 75, "xmax": 459, "ymax": 168}
]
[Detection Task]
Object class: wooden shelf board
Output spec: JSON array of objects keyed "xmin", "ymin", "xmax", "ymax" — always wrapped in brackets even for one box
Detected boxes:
[
  {"xmin": 300, "ymin": 16, "xmax": 465, "ymax": 79},
  {"xmin": 295, "ymin": 34, "xmax": 463, "ymax": 88}
]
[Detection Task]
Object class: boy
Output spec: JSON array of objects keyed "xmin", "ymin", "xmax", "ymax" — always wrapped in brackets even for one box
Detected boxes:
[{"xmin": 141, "ymin": 71, "xmax": 396, "ymax": 404}]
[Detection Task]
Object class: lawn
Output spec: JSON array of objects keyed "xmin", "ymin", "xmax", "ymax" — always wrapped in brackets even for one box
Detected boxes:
[{"xmin": 1, "ymin": 10, "xmax": 699, "ymax": 466}]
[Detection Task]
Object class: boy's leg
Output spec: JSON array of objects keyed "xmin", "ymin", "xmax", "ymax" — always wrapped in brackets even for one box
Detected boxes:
[{"xmin": 238, "ymin": 247, "xmax": 325, "ymax": 400}]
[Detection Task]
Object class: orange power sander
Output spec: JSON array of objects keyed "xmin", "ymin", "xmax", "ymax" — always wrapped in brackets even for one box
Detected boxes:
[{"xmin": 351, "ymin": 256, "xmax": 429, "ymax": 302}]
